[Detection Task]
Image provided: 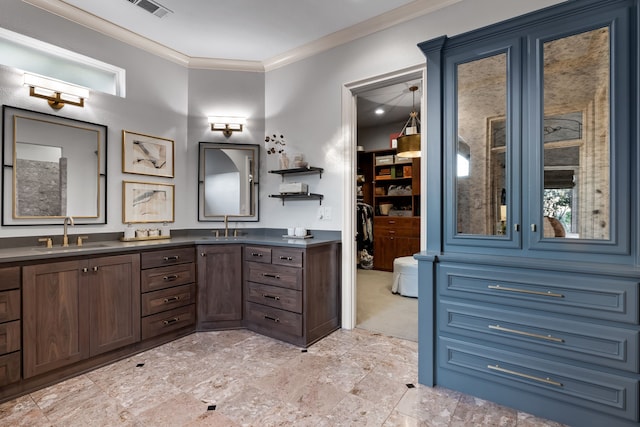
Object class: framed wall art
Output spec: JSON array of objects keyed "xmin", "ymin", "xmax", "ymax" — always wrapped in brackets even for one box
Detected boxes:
[
  {"xmin": 122, "ymin": 130, "xmax": 174, "ymax": 178},
  {"xmin": 122, "ymin": 180, "xmax": 174, "ymax": 223}
]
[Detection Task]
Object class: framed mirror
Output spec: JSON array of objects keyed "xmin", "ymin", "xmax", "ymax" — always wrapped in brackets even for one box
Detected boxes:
[
  {"xmin": 198, "ymin": 142, "xmax": 259, "ymax": 222},
  {"xmin": 2, "ymin": 106, "xmax": 107, "ymax": 225}
]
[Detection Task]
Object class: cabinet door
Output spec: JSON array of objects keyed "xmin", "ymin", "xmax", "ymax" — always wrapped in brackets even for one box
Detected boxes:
[
  {"xmin": 444, "ymin": 37, "xmax": 522, "ymax": 250},
  {"xmin": 89, "ymin": 254, "xmax": 141, "ymax": 356},
  {"xmin": 373, "ymin": 236, "xmax": 395, "ymax": 271},
  {"xmin": 23, "ymin": 260, "xmax": 89, "ymax": 378},
  {"xmin": 197, "ymin": 245, "xmax": 243, "ymax": 328}
]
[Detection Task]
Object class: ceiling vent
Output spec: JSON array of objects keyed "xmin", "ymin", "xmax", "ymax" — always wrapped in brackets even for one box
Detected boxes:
[{"xmin": 126, "ymin": 0, "xmax": 172, "ymax": 18}]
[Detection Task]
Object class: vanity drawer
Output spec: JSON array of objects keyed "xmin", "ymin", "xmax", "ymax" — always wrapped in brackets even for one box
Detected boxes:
[
  {"xmin": 141, "ymin": 304, "xmax": 195, "ymax": 340},
  {"xmin": 141, "ymin": 284, "xmax": 196, "ymax": 316},
  {"xmin": 0, "ymin": 321, "xmax": 20, "ymax": 355},
  {"xmin": 440, "ymin": 337, "xmax": 639, "ymax": 422},
  {"xmin": 0, "ymin": 267, "xmax": 20, "ymax": 291},
  {"xmin": 246, "ymin": 301, "xmax": 302, "ymax": 337},
  {"xmin": 141, "ymin": 247, "xmax": 195, "ymax": 269},
  {"xmin": 141, "ymin": 263, "xmax": 196, "ymax": 292},
  {"xmin": 0, "ymin": 290, "xmax": 20, "ymax": 323},
  {"xmin": 247, "ymin": 262, "xmax": 302, "ymax": 290},
  {"xmin": 0, "ymin": 352, "xmax": 20, "ymax": 387},
  {"xmin": 439, "ymin": 264, "xmax": 639, "ymax": 324},
  {"xmin": 244, "ymin": 246, "xmax": 272, "ymax": 264},
  {"xmin": 440, "ymin": 299, "xmax": 639, "ymax": 372},
  {"xmin": 247, "ymin": 282, "xmax": 302, "ymax": 313},
  {"xmin": 272, "ymin": 248, "xmax": 303, "ymax": 268}
]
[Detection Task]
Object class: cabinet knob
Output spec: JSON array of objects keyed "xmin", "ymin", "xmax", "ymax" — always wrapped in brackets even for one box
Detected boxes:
[
  {"xmin": 200, "ymin": 252, "xmax": 206, "ymax": 257},
  {"xmin": 92, "ymin": 266, "xmax": 99, "ymax": 272},
  {"xmin": 530, "ymin": 224, "xmax": 537, "ymax": 232}
]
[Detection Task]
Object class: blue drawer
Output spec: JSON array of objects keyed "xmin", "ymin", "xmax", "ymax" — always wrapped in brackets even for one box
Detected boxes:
[
  {"xmin": 439, "ymin": 263, "xmax": 639, "ymax": 324},
  {"xmin": 440, "ymin": 299, "xmax": 639, "ymax": 372},
  {"xmin": 439, "ymin": 337, "xmax": 639, "ymax": 422}
]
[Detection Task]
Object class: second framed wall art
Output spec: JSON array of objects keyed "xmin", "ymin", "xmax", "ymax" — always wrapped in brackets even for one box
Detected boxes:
[
  {"xmin": 122, "ymin": 180, "xmax": 174, "ymax": 223},
  {"xmin": 122, "ymin": 130, "xmax": 174, "ymax": 178}
]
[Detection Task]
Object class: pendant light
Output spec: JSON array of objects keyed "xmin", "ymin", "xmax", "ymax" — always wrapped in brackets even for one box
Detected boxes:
[{"xmin": 396, "ymin": 85, "xmax": 421, "ymax": 158}]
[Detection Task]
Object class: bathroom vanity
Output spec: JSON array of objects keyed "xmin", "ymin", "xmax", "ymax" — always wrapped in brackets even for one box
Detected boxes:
[{"xmin": 0, "ymin": 232, "xmax": 341, "ymax": 404}]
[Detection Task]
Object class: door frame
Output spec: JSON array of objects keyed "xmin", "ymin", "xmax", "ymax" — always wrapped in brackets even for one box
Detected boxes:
[{"xmin": 340, "ymin": 64, "xmax": 427, "ymax": 329}]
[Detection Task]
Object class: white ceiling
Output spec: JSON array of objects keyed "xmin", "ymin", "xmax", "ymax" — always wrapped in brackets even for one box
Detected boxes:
[{"xmin": 24, "ymin": 0, "xmax": 459, "ymax": 70}]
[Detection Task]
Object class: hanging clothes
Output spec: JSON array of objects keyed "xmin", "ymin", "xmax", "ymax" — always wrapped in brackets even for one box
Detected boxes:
[{"xmin": 356, "ymin": 201, "xmax": 374, "ymax": 268}]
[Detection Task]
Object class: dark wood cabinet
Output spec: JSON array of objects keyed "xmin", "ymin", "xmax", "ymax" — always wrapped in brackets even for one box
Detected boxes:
[
  {"xmin": 373, "ymin": 217, "xmax": 420, "ymax": 271},
  {"xmin": 23, "ymin": 254, "xmax": 140, "ymax": 378},
  {"xmin": 197, "ymin": 245, "xmax": 243, "ymax": 330},
  {"xmin": 140, "ymin": 247, "xmax": 196, "ymax": 339},
  {"xmin": 0, "ymin": 266, "xmax": 20, "ymax": 387},
  {"xmin": 243, "ymin": 243, "xmax": 341, "ymax": 347}
]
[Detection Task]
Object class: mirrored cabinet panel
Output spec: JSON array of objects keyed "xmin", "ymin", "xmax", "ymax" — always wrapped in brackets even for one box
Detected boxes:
[
  {"xmin": 456, "ymin": 52, "xmax": 508, "ymax": 237},
  {"xmin": 540, "ymin": 27, "xmax": 610, "ymax": 240}
]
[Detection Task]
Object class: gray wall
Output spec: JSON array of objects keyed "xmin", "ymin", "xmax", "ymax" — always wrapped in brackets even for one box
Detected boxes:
[{"xmin": 0, "ymin": 0, "xmax": 564, "ymax": 238}]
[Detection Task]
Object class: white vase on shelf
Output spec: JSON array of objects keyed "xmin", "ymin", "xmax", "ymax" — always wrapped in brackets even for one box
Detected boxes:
[{"xmin": 279, "ymin": 153, "xmax": 290, "ymax": 169}]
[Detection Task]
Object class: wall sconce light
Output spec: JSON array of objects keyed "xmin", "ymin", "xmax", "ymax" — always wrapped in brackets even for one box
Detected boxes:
[
  {"xmin": 208, "ymin": 116, "xmax": 246, "ymax": 137},
  {"xmin": 23, "ymin": 72, "xmax": 89, "ymax": 109}
]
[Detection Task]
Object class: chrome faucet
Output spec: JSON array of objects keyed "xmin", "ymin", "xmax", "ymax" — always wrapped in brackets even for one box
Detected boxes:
[
  {"xmin": 62, "ymin": 216, "xmax": 74, "ymax": 247},
  {"xmin": 224, "ymin": 215, "xmax": 229, "ymax": 238}
]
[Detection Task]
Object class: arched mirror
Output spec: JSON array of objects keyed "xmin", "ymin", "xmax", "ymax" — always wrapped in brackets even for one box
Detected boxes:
[
  {"xmin": 2, "ymin": 106, "xmax": 107, "ymax": 225},
  {"xmin": 198, "ymin": 142, "xmax": 259, "ymax": 222}
]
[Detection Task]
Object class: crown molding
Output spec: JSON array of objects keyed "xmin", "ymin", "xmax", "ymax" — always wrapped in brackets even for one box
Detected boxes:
[{"xmin": 22, "ymin": 0, "xmax": 461, "ymax": 72}]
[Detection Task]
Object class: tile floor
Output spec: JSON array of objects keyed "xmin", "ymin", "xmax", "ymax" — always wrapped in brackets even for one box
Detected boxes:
[{"xmin": 0, "ymin": 328, "xmax": 567, "ymax": 426}]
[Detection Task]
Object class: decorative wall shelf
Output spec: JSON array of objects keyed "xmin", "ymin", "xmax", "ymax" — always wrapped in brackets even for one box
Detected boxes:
[
  {"xmin": 268, "ymin": 166, "xmax": 323, "ymax": 181},
  {"xmin": 269, "ymin": 193, "xmax": 324, "ymax": 205}
]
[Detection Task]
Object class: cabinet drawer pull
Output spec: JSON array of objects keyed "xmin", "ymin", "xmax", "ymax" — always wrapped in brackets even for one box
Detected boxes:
[
  {"xmin": 264, "ymin": 315, "xmax": 280, "ymax": 323},
  {"xmin": 262, "ymin": 273, "xmax": 281, "ymax": 279},
  {"xmin": 251, "ymin": 252, "xmax": 264, "ymax": 257},
  {"xmin": 163, "ymin": 296, "xmax": 181, "ymax": 303},
  {"xmin": 162, "ymin": 317, "xmax": 180, "ymax": 325},
  {"xmin": 488, "ymin": 284, "xmax": 564, "ymax": 298},
  {"xmin": 82, "ymin": 267, "xmax": 89, "ymax": 273},
  {"xmin": 487, "ymin": 364, "xmax": 563, "ymax": 387},
  {"xmin": 488, "ymin": 324, "xmax": 564, "ymax": 343},
  {"xmin": 163, "ymin": 274, "xmax": 179, "ymax": 281},
  {"xmin": 279, "ymin": 256, "xmax": 293, "ymax": 261},
  {"xmin": 163, "ymin": 255, "xmax": 179, "ymax": 261},
  {"xmin": 262, "ymin": 294, "xmax": 281, "ymax": 301}
]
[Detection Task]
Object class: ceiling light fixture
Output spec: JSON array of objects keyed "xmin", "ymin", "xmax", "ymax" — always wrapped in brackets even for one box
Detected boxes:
[
  {"xmin": 24, "ymin": 72, "xmax": 90, "ymax": 109},
  {"xmin": 375, "ymin": 108, "xmax": 385, "ymax": 115},
  {"xmin": 396, "ymin": 85, "xmax": 421, "ymax": 158},
  {"xmin": 208, "ymin": 116, "xmax": 246, "ymax": 137}
]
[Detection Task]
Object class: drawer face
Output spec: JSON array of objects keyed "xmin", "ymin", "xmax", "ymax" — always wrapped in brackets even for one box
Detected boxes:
[
  {"xmin": 0, "ymin": 352, "xmax": 20, "ymax": 386},
  {"xmin": 0, "ymin": 290, "xmax": 20, "ymax": 323},
  {"xmin": 244, "ymin": 246, "xmax": 272, "ymax": 264},
  {"xmin": 439, "ymin": 264, "xmax": 639, "ymax": 324},
  {"xmin": 439, "ymin": 337, "xmax": 639, "ymax": 421},
  {"xmin": 141, "ymin": 247, "xmax": 195, "ymax": 269},
  {"xmin": 440, "ymin": 300, "xmax": 639, "ymax": 372},
  {"xmin": 141, "ymin": 263, "xmax": 196, "ymax": 292},
  {"xmin": 0, "ymin": 267, "xmax": 20, "ymax": 291},
  {"xmin": 246, "ymin": 301, "xmax": 302, "ymax": 337},
  {"xmin": 0, "ymin": 320, "xmax": 20, "ymax": 354},
  {"xmin": 272, "ymin": 248, "xmax": 304, "ymax": 268},
  {"xmin": 247, "ymin": 282, "xmax": 302, "ymax": 313},
  {"xmin": 247, "ymin": 262, "xmax": 302, "ymax": 290},
  {"xmin": 141, "ymin": 284, "xmax": 196, "ymax": 317},
  {"xmin": 141, "ymin": 304, "xmax": 195, "ymax": 340}
]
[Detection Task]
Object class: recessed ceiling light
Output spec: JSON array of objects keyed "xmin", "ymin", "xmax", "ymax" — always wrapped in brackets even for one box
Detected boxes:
[{"xmin": 375, "ymin": 108, "xmax": 384, "ymax": 115}]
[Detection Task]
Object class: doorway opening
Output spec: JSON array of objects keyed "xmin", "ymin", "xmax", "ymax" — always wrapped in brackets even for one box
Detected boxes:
[{"xmin": 341, "ymin": 65, "xmax": 426, "ymax": 341}]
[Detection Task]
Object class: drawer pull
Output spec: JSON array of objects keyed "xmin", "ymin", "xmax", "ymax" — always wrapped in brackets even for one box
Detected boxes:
[
  {"xmin": 163, "ymin": 255, "xmax": 180, "ymax": 261},
  {"xmin": 488, "ymin": 364, "xmax": 563, "ymax": 387},
  {"xmin": 263, "ymin": 273, "xmax": 281, "ymax": 279},
  {"xmin": 251, "ymin": 252, "xmax": 264, "ymax": 257},
  {"xmin": 488, "ymin": 324, "xmax": 564, "ymax": 343},
  {"xmin": 162, "ymin": 317, "xmax": 180, "ymax": 325},
  {"xmin": 163, "ymin": 274, "xmax": 179, "ymax": 281},
  {"xmin": 264, "ymin": 315, "xmax": 280, "ymax": 323},
  {"xmin": 279, "ymin": 256, "xmax": 293, "ymax": 261},
  {"xmin": 262, "ymin": 294, "xmax": 281, "ymax": 301},
  {"xmin": 488, "ymin": 285, "xmax": 564, "ymax": 298},
  {"xmin": 163, "ymin": 296, "xmax": 181, "ymax": 303}
]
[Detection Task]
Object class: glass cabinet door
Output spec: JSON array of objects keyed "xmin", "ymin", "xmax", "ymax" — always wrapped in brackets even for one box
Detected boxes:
[{"xmin": 445, "ymin": 39, "xmax": 521, "ymax": 249}]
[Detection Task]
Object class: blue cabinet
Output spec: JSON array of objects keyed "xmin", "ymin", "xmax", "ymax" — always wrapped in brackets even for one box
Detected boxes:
[{"xmin": 417, "ymin": 1, "xmax": 640, "ymax": 426}]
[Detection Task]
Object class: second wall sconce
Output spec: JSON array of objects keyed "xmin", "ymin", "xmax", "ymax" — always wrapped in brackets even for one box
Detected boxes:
[
  {"xmin": 23, "ymin": 72, "xmax": 90, "ymax": 109},
  {"xmin": 208, "ymin": 116, "xmax": 246, "ymax": 137}
]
